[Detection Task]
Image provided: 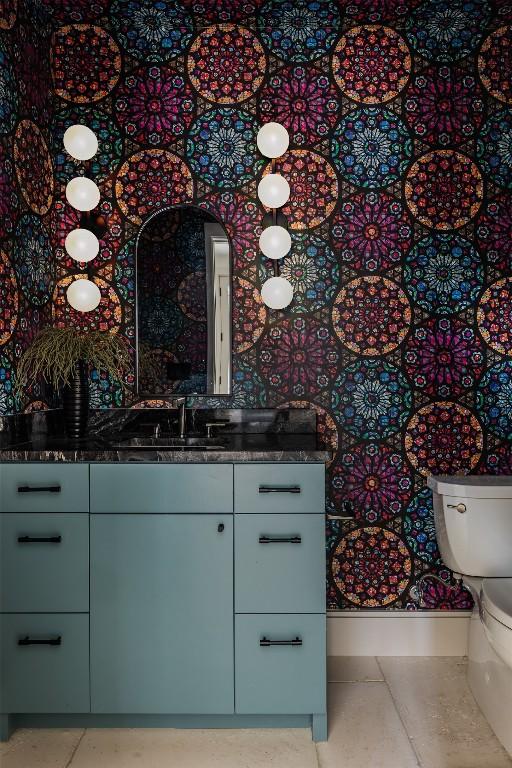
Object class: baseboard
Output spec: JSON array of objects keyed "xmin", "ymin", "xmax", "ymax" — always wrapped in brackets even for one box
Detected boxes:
[{"xmin": 327, "ymin": 610, "xmax": 472, "ymax": 656}]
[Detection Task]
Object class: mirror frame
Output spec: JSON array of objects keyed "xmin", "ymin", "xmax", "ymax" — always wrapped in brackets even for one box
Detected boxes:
[{"xmin": 134, "ymin": 204, "xmax": 233, "ymax": 399}]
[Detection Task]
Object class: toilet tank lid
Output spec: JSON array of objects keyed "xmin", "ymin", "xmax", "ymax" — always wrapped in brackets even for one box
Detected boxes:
[{"xmin": 427, "ymin": 475, "xmax": 512, "ymax": 498}]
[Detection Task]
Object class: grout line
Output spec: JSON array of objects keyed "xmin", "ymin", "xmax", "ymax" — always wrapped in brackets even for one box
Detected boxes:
[
  {"xmin": 376, "ymin": 657, "xmax": 423, "ymax": 768},
  {"xmin": 64, "ymin": 728, "xmax": 86, "ymax": 768},
  {"xmin": 314, "ymin": 740, "xmax": 322, "ymax": 768}
]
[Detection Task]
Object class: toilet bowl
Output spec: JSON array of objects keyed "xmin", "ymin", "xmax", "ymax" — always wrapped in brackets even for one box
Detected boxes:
[
  {"xmin": 480, "ymin": 579, "xmax": 512, "ymax": 670},
  {"xmin": 428, "ymin": 476, "xmax": 512, "ymax": 757},
  {"xmin": 467, "ymin": 586, "xmax": 512, "ymax": 758}
]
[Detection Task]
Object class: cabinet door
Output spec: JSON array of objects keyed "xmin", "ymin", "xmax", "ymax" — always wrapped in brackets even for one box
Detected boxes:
[{"xmin": 90, "ymin": 514, "xmax": 233, "ymax": 714}]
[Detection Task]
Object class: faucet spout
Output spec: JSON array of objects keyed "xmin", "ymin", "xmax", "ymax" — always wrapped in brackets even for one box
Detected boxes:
[{"xmin": 175, "ymin": 397, "xmax": 187, "ymax": 439}]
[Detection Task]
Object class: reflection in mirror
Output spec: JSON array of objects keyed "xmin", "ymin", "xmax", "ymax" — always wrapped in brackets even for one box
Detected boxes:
[{"xmin": 136, "ymin": 206, "xmax": 231, "ymax": 397}]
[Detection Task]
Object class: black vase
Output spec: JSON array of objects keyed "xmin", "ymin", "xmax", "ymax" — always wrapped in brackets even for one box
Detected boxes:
[{"xmin": 62, "ymin": 360, "xmax": 89, "ymax": 439}]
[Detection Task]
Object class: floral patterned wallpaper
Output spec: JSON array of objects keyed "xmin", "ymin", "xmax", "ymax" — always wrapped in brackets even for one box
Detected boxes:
[
  {"xmin": 0, "ymin": 1, "xmax": 53, "ymax": 415},
  {"xmin": 1, "ymin": 0, "xmax": 512, "ymax": 610}
]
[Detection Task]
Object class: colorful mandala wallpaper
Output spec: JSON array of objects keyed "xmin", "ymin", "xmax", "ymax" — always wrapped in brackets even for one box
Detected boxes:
[{"xmin": 1, "ymin": 0, "xmax": 512, "ymax": 611}]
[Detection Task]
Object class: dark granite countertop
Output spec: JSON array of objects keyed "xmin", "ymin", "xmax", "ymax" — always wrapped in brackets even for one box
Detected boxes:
[{"xmin": 0, "ymin": 408, "xmax": 331, "ymax": 463}]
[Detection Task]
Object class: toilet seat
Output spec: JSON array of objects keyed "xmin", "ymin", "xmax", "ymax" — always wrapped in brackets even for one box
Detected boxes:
[{"xmin": 482, "ymin": 579, "xmax": 512, "ymax": 630}]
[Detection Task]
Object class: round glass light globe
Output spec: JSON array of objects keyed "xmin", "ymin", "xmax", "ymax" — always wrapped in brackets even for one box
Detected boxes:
[
  {"xmin": 63, "ymin": 124, "xmax": 98, "ymax": 161},
  {"xmin": 257, "ymin": 174, "xmax": 290, "ymax": 209},
  {"xmin": 257, "ymin": 122, "xmax": 289, "ymax": 158},
  {"xmin": 66, "ymin": 278, "xmax": 101, "ymax": 312},
  {"xmin": 261, "ymin": 276, "xmax": 294, "ymax": 310},
  {"xmin": 65, "ymin": 177, "xmax": 100, "ymax": 212},
  {"xmin": 65, "ymin": 228, "xmax": 99, "ymax": 263},
  {"xmin": 259, "ymin": 225, "xmax": 291, "ymax": 260}
]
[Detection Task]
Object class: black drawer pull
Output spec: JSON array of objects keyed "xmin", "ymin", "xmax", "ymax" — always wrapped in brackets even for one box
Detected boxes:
[
  {"xmin": 18, "ymin": 635, "xmax": 62, "ymax": 647},
  {"xmin": 259, "ymin": 535, "xmax": 301, "ymax": 544},
  {"xmin": 17, "ymin": 485, "xmax": 61, "ymax": 494},
  {"xmin": 18, "ymin": 535, "xmax": 62, "ymax": 544},
  {"xmin": 258, "ymin": 485, "xmax": 301, "ymax": 494},
  {"xmin": 260, "ymin": 636, "xmax": 302, "ymax": 647}
]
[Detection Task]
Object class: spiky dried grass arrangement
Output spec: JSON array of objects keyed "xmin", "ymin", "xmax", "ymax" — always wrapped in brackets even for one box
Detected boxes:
[{"xmin": 16, "ymin": 327, "xmax": 132, "ymax": 394}]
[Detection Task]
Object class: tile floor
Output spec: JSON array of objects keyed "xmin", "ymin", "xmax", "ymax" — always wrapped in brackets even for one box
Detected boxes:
[{"xmin": 1, "ymin": 658, "xmax": 511, "ymax": 768}]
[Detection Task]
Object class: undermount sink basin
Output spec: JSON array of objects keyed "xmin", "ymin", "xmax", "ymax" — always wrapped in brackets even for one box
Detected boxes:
[{"xmin": 111, "ymin": 436, "xmax": 226, "ymax": 451}]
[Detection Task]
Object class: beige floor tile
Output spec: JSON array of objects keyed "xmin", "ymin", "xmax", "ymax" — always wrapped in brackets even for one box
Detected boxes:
[
  {"xmin": 328, "ymin": 656, "xmax": 384, "ymax": 683},
  {"xmin": 0, "ymin": 727, "xmax": 33, "ymax": 757},
  {"xmin": 0, "ymin": 728, "xmax": 84, "ymax": 767},
  {"xmin": 0, "ymin": 730, "xmax": 33, "ymax": 758},
  {"xmin": 317, "ymin": 683, "xmax": 419, "ymax": 768},
  {"xmin": 0, "ymin": 732, "xmax": 21, "ymax": 757},
  {"xmin": 379, "ymin": 657, "xmax": 512, "ymax": 768},
  {"xmin": 0, "ymin": 732, "xmax": 20, "ymax": 757},
  {"xmin": 69, "ymin": 727, "xmax": 319, "ymax": 768}
]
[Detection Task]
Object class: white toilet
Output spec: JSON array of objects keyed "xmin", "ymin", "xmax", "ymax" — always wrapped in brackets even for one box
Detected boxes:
[{"xmin": 428, "ymin": 475, "xmax": 512, "ymax": 757}]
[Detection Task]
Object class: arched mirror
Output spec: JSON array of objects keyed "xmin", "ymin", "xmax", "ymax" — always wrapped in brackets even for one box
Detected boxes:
[{"xmin": 136, "ymin": 205, "xmax": 232, "ymax": 397}]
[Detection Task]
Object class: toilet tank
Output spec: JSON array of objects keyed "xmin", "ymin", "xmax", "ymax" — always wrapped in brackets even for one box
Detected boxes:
[{"xmin": 427, "ymin": 476, "xmax": 512, "ymax": 577}]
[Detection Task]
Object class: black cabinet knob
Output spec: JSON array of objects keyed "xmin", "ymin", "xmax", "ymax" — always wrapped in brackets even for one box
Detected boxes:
[{"xmin": 217, "ymin": 523, "xmax": 225, "ymax": 533}]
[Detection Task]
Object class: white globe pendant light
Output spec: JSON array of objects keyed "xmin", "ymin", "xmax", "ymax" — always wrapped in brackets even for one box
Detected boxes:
[
  {"xmin": 257, "ymin": 174, "xmax": 290, "ymax": 209},
  {"xmin": 257, "ymin": 122, "xmax": 289, "ymax": 158},
  {"xmin": 66, "ymin": 177, "xmax": 100, "ymax": 211},
  {"xmin": 261, "ymin": 276, "xmax": 294, "ymax": 309},
  {"xmin": 65, "ymin": 228, "xmax": 99, "ymax": 263},
  {"xmin": 259, "ymin": 225, "xmax": 291, "ymax": 260},
  {"xmin": 256, "ymin": 121, "xmax": 293, "ymax": 308},
  {"xmin": 63, "ymin": 124, "xmax": 98, "ymax": 161},
  {"xmin": 66, "ymin": 278, "xmax": 101, "ymax": 312}
]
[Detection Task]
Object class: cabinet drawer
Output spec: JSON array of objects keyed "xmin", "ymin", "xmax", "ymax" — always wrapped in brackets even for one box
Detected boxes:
[
  {"xmin": 0, "ymin": 464, "xmax": 89, "ymax": 513},
  {"xmin": 90, "ymin": 464, "xmax": 233, "ymax": 513},
  {"xmin": 0, "ymin": 614, "xmax": 90, "ymax": 713},
  {"xmin": 234, "ymin": 465, "xmax": 324, "ymax": 514},
  {"xmin": 235, "ymin": 614, "xmax": 325, "ymax": 715},
  {"xmin": 0, "ymin": 514, "xmax": 89, "ymax": 612},
  {"xmin": 235, "ymin": 514, "xmax": 325, "ymax": 613}
]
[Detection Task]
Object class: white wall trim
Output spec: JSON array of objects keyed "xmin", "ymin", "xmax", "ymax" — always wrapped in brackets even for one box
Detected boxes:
[{"xmin": 327, "ymin": 610, "xmax": 472, "ymax": 656}]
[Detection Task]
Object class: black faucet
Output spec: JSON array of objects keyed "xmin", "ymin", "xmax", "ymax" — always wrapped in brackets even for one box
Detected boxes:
[{"xmin": 175, "ymin": 397, "xmax": 187, "ymax": 439}]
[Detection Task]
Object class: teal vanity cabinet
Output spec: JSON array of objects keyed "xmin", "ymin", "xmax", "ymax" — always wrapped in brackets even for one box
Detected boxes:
[
  {"xmin": 0, "ymin": 459, "xmax": 327, "ymax": 742},
  {"xmin": 233, "ymin": 464, "xmax": 327, "ymax": 740},
  {"xmin": 89, "ymin": 463, "xmax": 234, "ymax": 713},
  {"xmin": 0, "ymin": 465, "xmax": 90, "ymax": 720}
]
